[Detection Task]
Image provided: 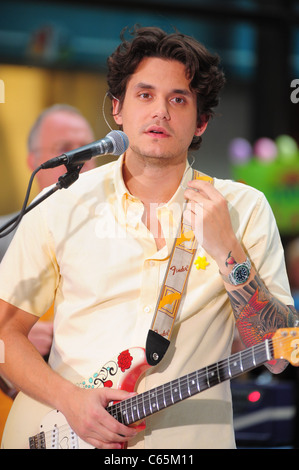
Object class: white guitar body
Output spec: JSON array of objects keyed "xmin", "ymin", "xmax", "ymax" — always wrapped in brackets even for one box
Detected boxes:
[
  {"xmin": 1, "ymin": 347, "xmax": 150, "ymax": 449},
  {"xmin": 2, "ymin": 393, "xmax": 93, "ymax": 449}
]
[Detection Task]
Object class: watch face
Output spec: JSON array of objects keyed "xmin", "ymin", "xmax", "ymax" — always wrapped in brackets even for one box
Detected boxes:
[{"xmin": 233, "ymin": 265, "xmax": 250, "ymax": 284}]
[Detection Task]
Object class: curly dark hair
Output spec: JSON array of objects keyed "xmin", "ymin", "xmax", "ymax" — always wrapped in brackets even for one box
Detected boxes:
[{"xmin": 107, "ymin": 26, "xmax": 226, "ymax": 150}]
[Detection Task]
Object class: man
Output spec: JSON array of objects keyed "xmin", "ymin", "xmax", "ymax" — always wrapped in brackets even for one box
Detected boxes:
[
  {"xmin": 0, "ymin": 27, "xmax": 297, "ymax": 449},
  {"xmin": 0, "ymin": 104, "xmax": 96, "ymax": 260},
  {"xmin": 0, "ymin": 103, "xmax": 95, "ymax": 351},
  {"xmin": 0, "ymin": 104, "xmax": 95, "ymax": 439}
]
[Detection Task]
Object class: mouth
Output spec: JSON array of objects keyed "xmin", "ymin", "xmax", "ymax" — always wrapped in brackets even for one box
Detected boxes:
[{"xmin": 145, "ymin": 126, "xmax": 170, "ymax": 138}]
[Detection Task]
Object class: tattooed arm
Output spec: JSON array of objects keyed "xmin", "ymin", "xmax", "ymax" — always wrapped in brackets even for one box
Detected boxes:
[
  {"xmin": 184, "ymin": 179, "xmax": 298, "ymax": 373},
  {"xmin": 227, "ymin": 273, "xmax": 298, "ymax": 373}
]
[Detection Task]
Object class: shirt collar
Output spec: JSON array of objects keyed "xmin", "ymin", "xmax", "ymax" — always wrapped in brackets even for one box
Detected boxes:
[
  {"xmin": 113, "ymin": 154, "xmax": 194, "ymax": 212},
  {"xmin": 112, "ymin": 155, "xmax": 199, "ymax": 258}
]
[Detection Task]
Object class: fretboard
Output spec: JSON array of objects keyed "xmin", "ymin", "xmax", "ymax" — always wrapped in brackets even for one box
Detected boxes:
[{"xmin": 107, "ymin": 338, "xmax": 273, "ymax": 425}]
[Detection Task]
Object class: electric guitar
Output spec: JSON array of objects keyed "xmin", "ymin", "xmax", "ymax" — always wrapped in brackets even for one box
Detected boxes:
[{"xmin": 2, "ymin": 327, "xmax": 299, "ymax": 449}]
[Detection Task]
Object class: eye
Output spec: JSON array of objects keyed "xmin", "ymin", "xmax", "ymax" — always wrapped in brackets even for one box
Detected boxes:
[
  {"xmin": 171, "ymin": 96, "xmax": 186, "ymax": 104},
  {"xmin": 139, "ymin": 92, "xmax": 152, "ymax": 100}
]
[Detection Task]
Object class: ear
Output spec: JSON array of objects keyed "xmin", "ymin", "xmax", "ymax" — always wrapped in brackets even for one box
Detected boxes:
[
  {"xmin": 194, "ymin": 118, "xmax": 208, "ymax": 137},
  {"xmin": 27, "ymin": 152, "xmax": 35, "ymax": 172},
  {"xmin": 112, "ymin": 98, "xmax": 123, "ymax": 126}
]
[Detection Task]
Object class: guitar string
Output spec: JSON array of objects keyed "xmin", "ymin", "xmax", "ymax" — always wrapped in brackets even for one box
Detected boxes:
[
  {"xmin": 109, "ymin": 342, "xmax": 269, "ymax": 416},
  {"xmin": 36, "ymin": 333, "xmax": 294, "ymax": 445},
  {"xmin": 106, "ymin": 333, "xmax": 292, "ymax": 418},
  {"xmin": 35, "ymin": 333, "xmax": 296, "ymax": 446}
]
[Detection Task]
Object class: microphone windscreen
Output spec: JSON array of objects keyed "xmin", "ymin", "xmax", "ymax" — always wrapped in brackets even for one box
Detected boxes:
[{"xmin": 108, "ymin": 130, "xmax": 129, "ymax": 155}]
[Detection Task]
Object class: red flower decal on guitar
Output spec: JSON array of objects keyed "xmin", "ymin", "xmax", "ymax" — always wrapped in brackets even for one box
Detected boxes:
[
  {"xmin": 103, "ymin": 380, "xmax": 113, "ymax": 388},
  {"xmin": 118, "ymin": 350, "xmax": 133, "ymax": 372}
]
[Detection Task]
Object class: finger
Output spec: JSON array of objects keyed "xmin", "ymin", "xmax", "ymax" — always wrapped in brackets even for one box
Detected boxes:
[
  {"xmin": 186, "ymin": 200, "xmax": 200, "ymax": 213},
  {"xmin": 187, "ymin": 179, "xmax": 221, "ymax": 200},
  {"xmin": 86, "ymin": 436, "xmax": 124, "ymax": 449},
  {"xmin": 183, "ymin": 208, "xmax": 193, "ymax": 226},
  {"xmin": 184, "ymin": 187, "xmax": 207, "ymax": 205},
  {"xmin": 183, "ymin": 207, "xmax": 203, "ymax": 244},
  {"xmin": 102, "ymin": 388, "xmax": 137, "ymax": 405},
  {"xmin": 95, "ymin": 421, "xmax": 137, "ymax": 443},
  {"xmin": 131, "ymin": 420, "xmax": 146, "ymax": 431},
  {"xmin": 75, "ymin": 388, "xmax": 140, "ymax": 447},
  {"xmin": 183, "ymin": 201, "xmax": 203, "ymax": 223},
  {"xmin": 98, "ymin": 390, "xmax": 140, "ymax": 438},
  {"xmin": 102, "ymin": 414, "xmax": 138, "ymax": 440},
  {"xmin": 83, "ymin": 414, "xmax": 137, "ymax": 449}
]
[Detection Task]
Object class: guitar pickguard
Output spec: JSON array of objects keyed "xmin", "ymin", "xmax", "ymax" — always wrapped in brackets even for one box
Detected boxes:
[{"xmin": 77, "ymin": 347, "xmax": 150, "ymax": 393}]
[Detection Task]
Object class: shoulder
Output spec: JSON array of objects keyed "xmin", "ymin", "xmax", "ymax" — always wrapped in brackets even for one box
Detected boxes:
[
  {"xmin": 69, "ymin": 160, "xmax": 117, "ymax": 193},
  {"xmin": 213, "ymin": 177, "xmax": 272, "ymax": 215},
  {"xmin": 40, "ymin": 160, "xmax": 118, "ymax": 209},
  {"xmin": 213, "ymin": 177, "xmax": 277, "ymax": 239},
  {"xmin": 213, "ymin": 177, "xmax": 264, "ymax": 202}
]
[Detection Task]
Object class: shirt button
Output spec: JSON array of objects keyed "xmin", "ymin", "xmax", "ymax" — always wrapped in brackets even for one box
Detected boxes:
[{"xmin": 144, "ymin": 306, "xmax": 151, "ymax": 313}]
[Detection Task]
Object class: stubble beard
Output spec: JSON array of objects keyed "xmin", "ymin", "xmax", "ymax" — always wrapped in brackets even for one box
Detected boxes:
[{"xmin": 129, "ymin": 142, "xmax": 187, "ymax": 168}]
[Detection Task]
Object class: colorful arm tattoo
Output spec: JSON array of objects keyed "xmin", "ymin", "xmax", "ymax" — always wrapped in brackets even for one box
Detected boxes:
[{"xmin": 228, "ymin": 274, "xmax": 299, "ymax": 373}]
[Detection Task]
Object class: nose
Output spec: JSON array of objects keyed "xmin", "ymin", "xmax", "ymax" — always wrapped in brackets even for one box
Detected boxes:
[{"xmin": 151, "ymin": 98, "xmax": 170, "ymax": 121}]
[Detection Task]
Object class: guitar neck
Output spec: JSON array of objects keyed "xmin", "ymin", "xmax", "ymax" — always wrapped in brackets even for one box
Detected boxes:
[{"xmin": 107, "ymin": 338, "xmax": 273, "ymax": 425}]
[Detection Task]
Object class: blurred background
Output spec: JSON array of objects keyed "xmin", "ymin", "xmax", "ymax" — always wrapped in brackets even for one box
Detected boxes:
[{"xmin": 0, "ymin": 0, "xmax": 299, "ymax": 448}]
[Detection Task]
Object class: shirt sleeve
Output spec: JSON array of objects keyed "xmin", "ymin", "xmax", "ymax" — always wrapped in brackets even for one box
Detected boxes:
[
  {"xmin": 242, "ymin": 192, "xmax": 294, "ymax": 306},
  {"xmin": 0, "ymin": 203, "xmax": 59, "ymax": 317}
]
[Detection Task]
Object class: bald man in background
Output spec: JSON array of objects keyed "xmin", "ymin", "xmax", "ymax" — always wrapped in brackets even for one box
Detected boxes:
[{"xmin": 1, "ymin": 104, "xmax": 96, "ymax": 260}]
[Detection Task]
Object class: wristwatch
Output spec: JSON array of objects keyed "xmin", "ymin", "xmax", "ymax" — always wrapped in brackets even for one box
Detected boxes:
[{"xmin": 221, "ymin": 257, "xmax": 251, "ymax": 285}]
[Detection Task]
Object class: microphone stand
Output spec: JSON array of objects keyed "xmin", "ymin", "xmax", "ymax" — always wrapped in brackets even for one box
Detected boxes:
[{"xmin": 0, "ymin": 163, "xmax": 83, "ymax": 238}]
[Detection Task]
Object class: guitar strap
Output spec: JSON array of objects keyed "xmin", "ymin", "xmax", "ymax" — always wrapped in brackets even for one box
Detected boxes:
[{"xmin": 145, "ymin": 169, "xmax": 213, "ymax": 365}]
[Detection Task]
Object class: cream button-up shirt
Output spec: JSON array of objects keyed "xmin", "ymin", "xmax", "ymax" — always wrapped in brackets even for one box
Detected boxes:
[{"xmin": 0, "ymin": 156, "xmax": 293, "ymax": 448}]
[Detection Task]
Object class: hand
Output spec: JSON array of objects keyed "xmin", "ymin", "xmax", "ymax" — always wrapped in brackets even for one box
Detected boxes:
[
  {"xmin": 183, "ymin": 180, "xmax": 245, "ymax": 272},
  {"xmin": 28, "ymin": 321, "xmax": 53, "ymax": 356},
  {"xmin": 61, "ymin": 386, "xmax": 140, "ymax": 449}
]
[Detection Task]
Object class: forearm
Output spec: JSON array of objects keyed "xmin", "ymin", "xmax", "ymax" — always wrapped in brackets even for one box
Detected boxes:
[
  {"xmin": 216, "ymin": 241, "xmax": 297, "ymax": 373},
  {"xmin": 0, "ymin": 328, "xmax": 75, "ymax": 409},
  {"xmin": 226, "ymin": 271, "xmax": 298, "ymax": 373}
]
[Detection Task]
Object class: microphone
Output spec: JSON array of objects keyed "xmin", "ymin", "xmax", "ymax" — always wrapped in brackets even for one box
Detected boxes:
[{"xmin": 40, "ymin": 130, "xmax": 129, "ymax": 169}]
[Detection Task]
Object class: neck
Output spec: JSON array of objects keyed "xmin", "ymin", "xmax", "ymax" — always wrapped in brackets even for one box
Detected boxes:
[{"xmin": 123, "ymin": 154, "xmax": 187, "ymax": 205}]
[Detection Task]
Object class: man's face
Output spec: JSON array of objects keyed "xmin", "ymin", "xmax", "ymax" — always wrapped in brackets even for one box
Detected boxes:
[
  {"xmin": 28, "ymin": 111, "xmax": 95, "ymax": 190},
  {"xmin": 113, "ymin": 57, "xmax": 207, "ymax": 165}
]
